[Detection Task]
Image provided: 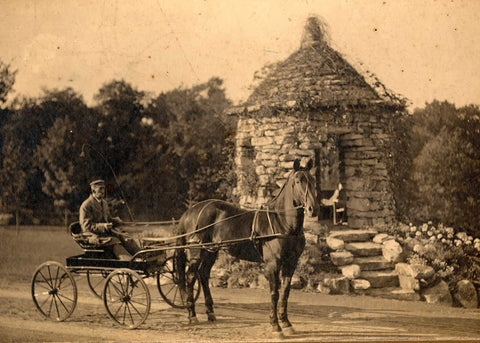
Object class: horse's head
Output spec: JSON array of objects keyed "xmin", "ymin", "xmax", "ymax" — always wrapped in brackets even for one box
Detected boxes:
[{"xmin": 291, "ymin": 159, "xmax": 319, "ymax": 218}]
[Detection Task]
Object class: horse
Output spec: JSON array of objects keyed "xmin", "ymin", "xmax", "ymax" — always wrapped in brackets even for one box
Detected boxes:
[{"xmin": 175, "ymin": 159, "xmax": 319, "ymax": 333}]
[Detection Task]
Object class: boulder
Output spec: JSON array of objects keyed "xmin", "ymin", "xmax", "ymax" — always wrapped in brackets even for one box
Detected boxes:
[
  {"xmin": 422, "ymin": 280, "xmax": 452, "ymax": 305},
  {"xmin": 395, "ymin": 263, "xmax": 435, "ymax": 280},
  {"xmin": 382, "ymin": 240, "xmax": 403, "ymax": 262},
  {"xmin": 398, "ymin": 275, "xmax": 420, "ymax": 292},
  {"xmin": 351, "ymin": 279, "xmax": 371, "ymax": 290},
  {"xmin": 291, "ymin": 275, "xmax": 304, "ymax": 289},
  {"xmin": 341, "ymin": 264, "xmax": 361, "ymax": 279},
  {"xmin": 454, "ymin": 280, "xmax": 478, "ymax": 309},
  {"xmin": 373, "ymin": 233, "xmax": 390, "ymax": 244},
  {"xmin": 256, "ymin": 276, "xmax": 270, "ymax": 290},
  {"xmin": 345, "ymin": 242, "xmax": 382, "ymax": 257},
  {"xmin": 324, "ymin": 276, "xmax": 350, "ymax": 294},
  {"xmin": 326, "ymin": 236, "xmax": 345, "ymax": 250},
  {"xmin": 330, "ymin": 251, "xmax": 354, "ymax": 266},
  {"xmin": 316, "ymin": 283, "xmax": 331, "ymax": 294},
  {"xmin": 304, "ymin": 232, "xmax": 318, "ymax": 244}
]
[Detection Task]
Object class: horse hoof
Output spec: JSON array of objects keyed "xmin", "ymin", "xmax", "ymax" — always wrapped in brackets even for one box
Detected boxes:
[
  {"xmin": 207, "ymin": 313, "xmax": 216, "ymax": 322},
  {"xmin": 272, "ymin": 331, "xmax": 284, "ymax": 339},
  {"xmin": 189, "ymin": 317, "xmax": 199, "ymax": 325},
  {"xmin": 282, "ymin": 326, "xmax": 295, "ymax": 335}
]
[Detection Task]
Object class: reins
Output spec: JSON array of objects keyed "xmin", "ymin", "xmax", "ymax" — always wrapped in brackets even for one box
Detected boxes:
[{"xmin": 132, "ymin": 169, "xmax": 314, "ymax": 247}]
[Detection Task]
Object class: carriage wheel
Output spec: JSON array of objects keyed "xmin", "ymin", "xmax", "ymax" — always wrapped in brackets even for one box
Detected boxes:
[
  {"xmin": 31, "ymin": 261, "xmax": 77, "ymax": 321},
  {"xmin": 156, "ymin": 255, "xmax": 201, "ymax": 309},
  {"xmin": 103, "ymin": 269, "xmax": 150, "ymax": 329},
  {"xmin": 87, "ymin": 269, "xmax": 109, "ymax": 298}
]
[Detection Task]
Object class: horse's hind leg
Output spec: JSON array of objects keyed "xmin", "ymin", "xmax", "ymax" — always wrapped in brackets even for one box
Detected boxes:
[
  {"xmin": 185, "ymin": 248, "xmax": 202, "ymax": 324},
  {"xmin": 199, "ymin": 250, "xmax": 218, "ymax": 322}
]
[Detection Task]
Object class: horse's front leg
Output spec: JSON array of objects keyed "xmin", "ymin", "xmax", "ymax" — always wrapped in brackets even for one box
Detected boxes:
[
  {"xmin": 279, "ymin": 238, "xmax": 304, "ymax": 331},
  {"xmin": 264, "ymin": 260, "xmax": 281, "ymax": 333},
  {"xmin": 278, "ymin": 264, "xmax": 295, "ymax": 329}
]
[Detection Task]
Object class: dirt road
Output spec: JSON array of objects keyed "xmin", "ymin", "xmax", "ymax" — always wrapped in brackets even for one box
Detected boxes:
[{"xmin": 1, "ymin": 279, "xmax": 480, "ymax": 342}]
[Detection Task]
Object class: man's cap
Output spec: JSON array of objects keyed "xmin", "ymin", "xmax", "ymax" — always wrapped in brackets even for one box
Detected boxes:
[{"xmin": 90, "ymin": 179, "xmax": 105, "ymax": 187}]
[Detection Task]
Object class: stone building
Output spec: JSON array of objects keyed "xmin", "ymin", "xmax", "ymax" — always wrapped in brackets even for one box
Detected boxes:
[{"xmin": 228, "ymin": 17, "xmax": 406, "ymax": 229}]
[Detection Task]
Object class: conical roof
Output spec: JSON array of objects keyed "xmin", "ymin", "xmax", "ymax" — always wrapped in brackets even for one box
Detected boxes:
[{"xmin": 236, "ymin": 17, "xmax": 405, "ymax": 113}]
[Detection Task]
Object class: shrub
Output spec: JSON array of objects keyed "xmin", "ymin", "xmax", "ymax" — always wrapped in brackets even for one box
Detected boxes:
[{"xmin": 388, "ymin": 221, "xmax": 480, "ymax": 291}]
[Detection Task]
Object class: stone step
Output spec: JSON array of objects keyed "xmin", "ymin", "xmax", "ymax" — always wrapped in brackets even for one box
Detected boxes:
[
  {"xmin": 329, "ymin": 229, "xmax": 377, "ymax": 242},
  {"xmin": 353, "ymin": 256, "xmax": 393, "ymax": 271},
  {"xmin": 354, "ymin": 287, "xmax": 421, "ymax": 301},
  {"xmin": 345, "ymin": 242, "xmax": 382, "ymax": 257},
  {"xmin": 361, "ymin": 270, "xmax": 399, "ymax": 288}
]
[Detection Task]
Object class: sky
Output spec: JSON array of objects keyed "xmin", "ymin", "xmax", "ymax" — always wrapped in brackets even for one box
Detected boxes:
[{"xmin": 1, "ymin": 0, "xmax": 479, "ymax": 110}]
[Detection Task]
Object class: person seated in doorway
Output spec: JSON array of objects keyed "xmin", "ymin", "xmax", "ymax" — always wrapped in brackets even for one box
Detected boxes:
[{"xmin": 79, "ymin": 179, "xmax": 132, "ymax": 260}]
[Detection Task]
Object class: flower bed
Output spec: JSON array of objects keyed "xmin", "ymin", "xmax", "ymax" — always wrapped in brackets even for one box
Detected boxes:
[{"xmin": 387, "ymin": 222, "xmax": 480, "ymax": 293}]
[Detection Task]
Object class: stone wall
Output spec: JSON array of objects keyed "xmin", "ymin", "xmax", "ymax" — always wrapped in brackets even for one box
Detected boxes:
[{"xmin": 233, "ymin": 106, "xmax": 397, "ymax": 229}]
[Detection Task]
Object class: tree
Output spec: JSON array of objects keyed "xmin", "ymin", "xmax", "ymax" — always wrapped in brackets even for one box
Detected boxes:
[
  {"xmin": 126, "ymin": 77, "xmax": 235, "ymax": 219},
  {"xmin": 0, "ymin": 60, "xmax": 16, "ymax": 107},
  {"xmin": 413, "ymin": 104, "xmax": 480, "ymax": 232},
  {"xmin": 35, "ymin": 90, "xmax": 98, "ymax": 224}
]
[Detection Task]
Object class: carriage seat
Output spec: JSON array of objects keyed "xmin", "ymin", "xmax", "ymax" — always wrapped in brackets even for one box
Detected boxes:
[{"xmin": 68, "ymin": 221, "xmax": 107, "ymax": 250}]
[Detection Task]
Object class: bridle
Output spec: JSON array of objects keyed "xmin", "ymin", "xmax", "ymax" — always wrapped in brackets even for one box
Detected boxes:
[{"xmin": 292, "ymin": 170, "xmax": 315, "ymax": 211}]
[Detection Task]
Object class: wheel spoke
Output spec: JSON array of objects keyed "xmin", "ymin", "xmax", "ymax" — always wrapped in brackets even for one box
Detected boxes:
[
  {"xmin": 113, "ymin": 301, "xmax": 125, "ymax": 318},
  {"xmin": 128, "ymin": 300, "xmax": 144, "ymax": 317},
  {"xmin": 53, "ymin": 266, "xmax": 60, "ymax": 289},
  {"xmin": 129, "ymin": 299, "xmax": 148, "ymax": 307},
  {"xmin": 57, "ymin": 293, "xmax": 74, "ymax": 303},
  {"xmin": 161, "ymin": 273, "xmax": 174, "ymax": 282},
  {"xmin": 126, "ymin": 302, "xmax": 134, "ymax": 325},
  {"xmin": 38, "ymin": 271, "xmax": 53, "ymax": 289},
  {"xmin": 163, "ymin": 284, "xmax": 175, "ymax": 297},
  {"xmin": 110, "ymin": 279, "xmax": 125, "ymax": 297},
  {"xmin": 55, "ymin": 294, "xmax": 69, "ymax": 313},
  {"xmin": 122, "ymin": 300, "xmax": 127, "ymax": 325},
  {"xmin": 39, "ymin": 293, "xmax": 52, "ymax": 310},
  {"xmin": 36, "ymin": 283, "xmax": 52, "ymax": 292},
  {"xmin": 58, "ymin": 274, "xmax": 71, "ymax": 290},
  {"xmin": 47, "ymin": 294, "xmax": 54, "ymax": 317},
  {"xmin": 53, "ymin": 294, "xmax": 60, "ymax": 319}
]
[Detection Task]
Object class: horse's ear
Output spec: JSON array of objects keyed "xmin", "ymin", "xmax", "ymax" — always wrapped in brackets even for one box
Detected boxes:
[
  {"xmin": 293, "ymin": 159, "xmax": 300, "ymax": 171},
  {"xmin": 306, "ymin": 159, "xmax": 313, "ymax": 171}
]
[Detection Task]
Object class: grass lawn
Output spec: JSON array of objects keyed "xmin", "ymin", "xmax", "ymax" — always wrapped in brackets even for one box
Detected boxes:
[{"xmin": 0, "ymin": 226, "xmax": 83, "ymax": 284}]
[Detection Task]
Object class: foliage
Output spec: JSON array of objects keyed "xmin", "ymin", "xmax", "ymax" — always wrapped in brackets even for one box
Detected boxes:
[
  {"xmin": 0, "ymin": 60, "xmax": 16, "ymax": 107},
  {"xmin": 390, "ymin": 100, "xmax": 480, "ymax": 234},
  {"xmin": 35, "ymin": 89, "xmax": 98, "ymax": 213},
  {"xmin": 388, "ymin": 221, "xmax": 480, "ymax": 289}
]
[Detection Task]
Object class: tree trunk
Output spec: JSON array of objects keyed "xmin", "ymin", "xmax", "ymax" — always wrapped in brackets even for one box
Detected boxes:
[{"xmin": 15, "ymin": 206, "xmax": 19, "ymax": 235}]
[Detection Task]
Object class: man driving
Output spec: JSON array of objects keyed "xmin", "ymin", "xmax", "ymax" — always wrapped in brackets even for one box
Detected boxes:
[{"xmin": 79, "ymin": 179, "xmax": 132, "ymax": 260}]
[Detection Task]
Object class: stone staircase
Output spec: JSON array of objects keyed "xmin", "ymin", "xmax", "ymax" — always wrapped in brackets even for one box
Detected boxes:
[
  {"xmin": 329, "ymin": 229, "xmax": 399, "ymax": 288},
  {"xmin": 325, "ymin": 228, "xmax": 422, "ymax": 300}
]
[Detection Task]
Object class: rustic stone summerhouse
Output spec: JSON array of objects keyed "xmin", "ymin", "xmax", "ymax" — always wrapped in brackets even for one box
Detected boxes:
[{"xmin": 228, "ymin": 17, "xmax": 406, "ymax": 229}]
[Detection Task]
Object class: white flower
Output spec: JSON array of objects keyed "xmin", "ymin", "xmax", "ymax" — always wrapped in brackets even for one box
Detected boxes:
[
  {"xmin": 422, "ymin": 224, "xmax": 428, "ymax": 232},
  {"xmin": 410, "ymin": 226, "xmax": 417, "ymax": 232},
  {"xmin": 415, "ymin": 231, "xmax": 422, "ymax": 237},
  {"xmin": 427, "ymin": 230, "xmax": 433, "ymax": 237},
  {"xmin": 456, "ymin": 232, "xmax": 468, "ymax": 241},
  {"xmin": 437, "ymin": 233, "xmax": 443, "ymax": 240}
]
